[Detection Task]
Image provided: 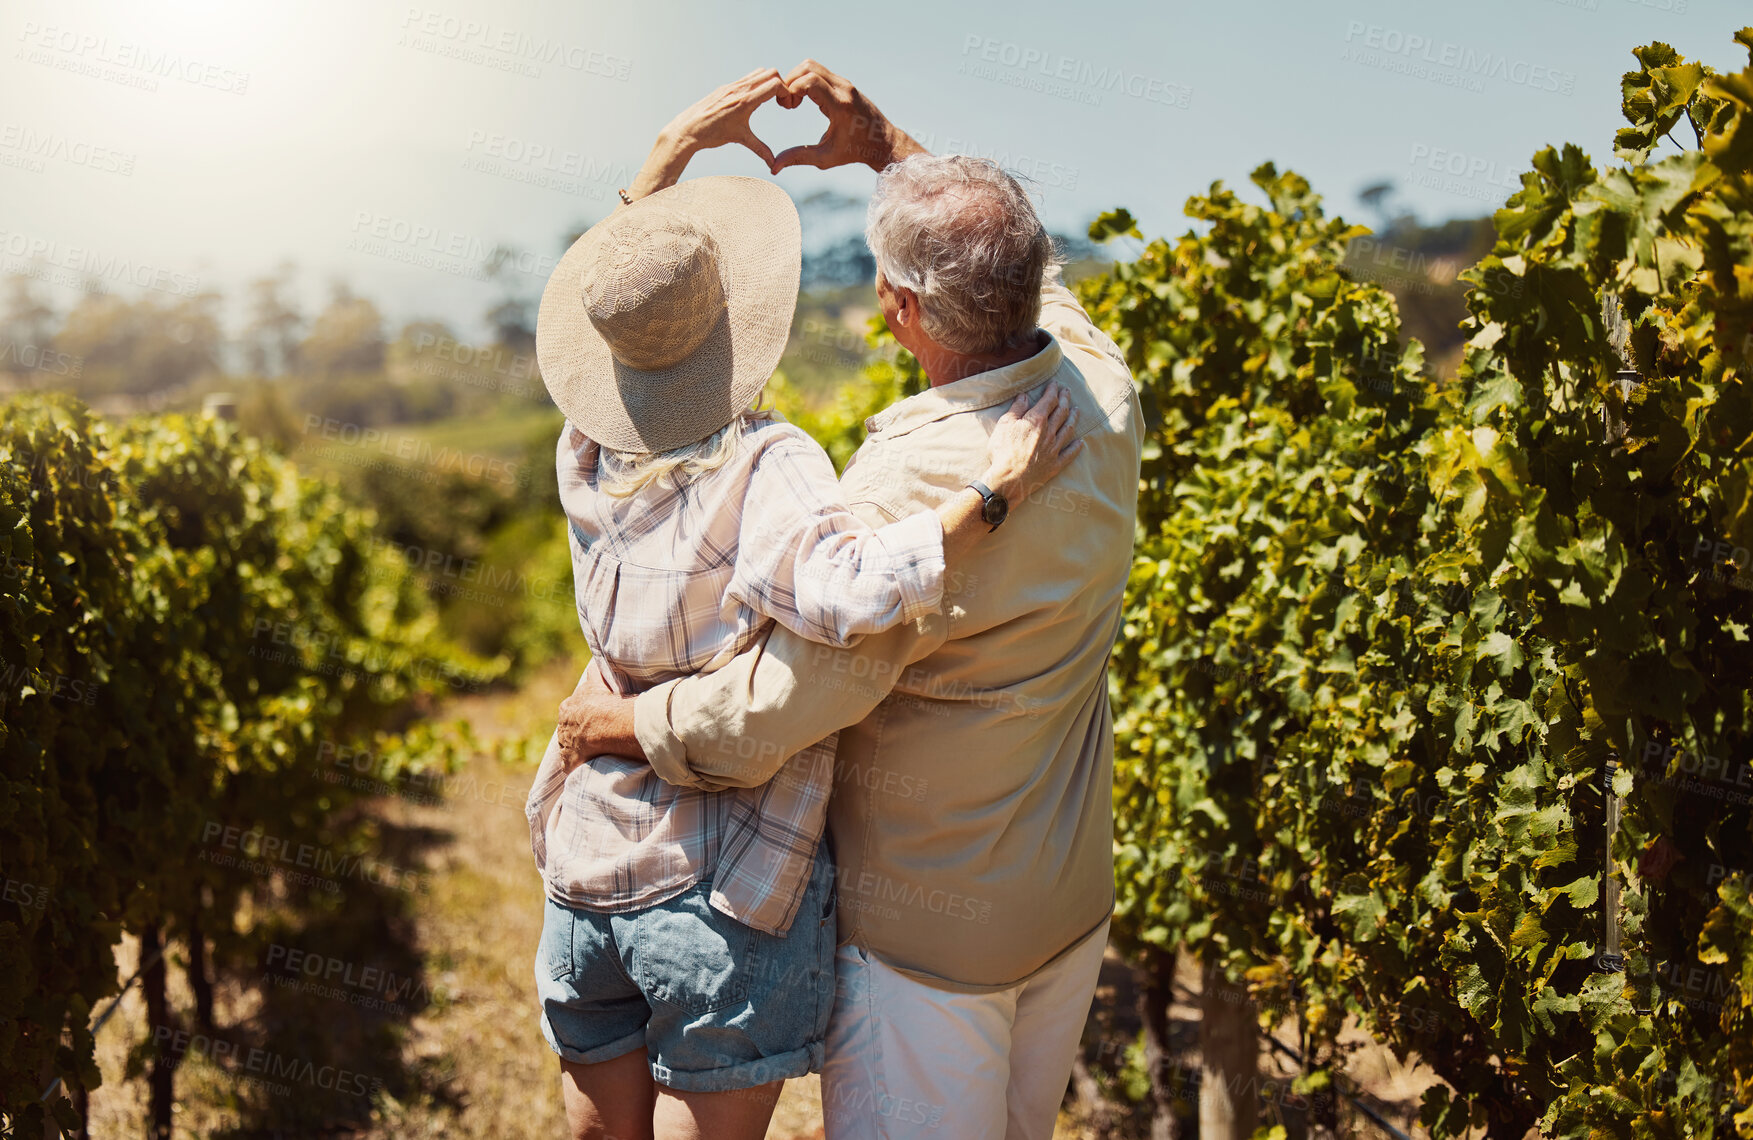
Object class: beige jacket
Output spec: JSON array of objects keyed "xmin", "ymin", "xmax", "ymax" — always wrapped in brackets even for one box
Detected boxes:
[{"xmin": 634, "ymin": 280, "xmax": 1143, "ymax": 991}]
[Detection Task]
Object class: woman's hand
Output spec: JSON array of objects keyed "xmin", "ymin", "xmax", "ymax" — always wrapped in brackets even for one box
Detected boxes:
[
  {"xmin": 981, "ymin": 382, "xmax": 1082, "ymax": 507},
  {"xmin": 556, "ymin": 663, "xmax": 640, "ymax": 770},
  {"xmin": 770, "ymin": 59, "xmax": 928, "ymax": 173},
  {"xmin": 624, "ymin": 69, "xmax": 787, "ymax": 202}
]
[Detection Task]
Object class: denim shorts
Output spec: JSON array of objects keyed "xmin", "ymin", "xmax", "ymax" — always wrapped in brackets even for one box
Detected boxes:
[{"xmin": 533, "ymin": 843, "xmax": 837, "ymax": 1092}]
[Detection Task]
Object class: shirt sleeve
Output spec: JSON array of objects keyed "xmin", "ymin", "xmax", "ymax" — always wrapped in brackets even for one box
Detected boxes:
[
  {"xmin": 1037, "ymin": 269, "xmax": 1129, "ymax": 374},
  {"xmin": 724, "ymin": 430, "xmax": 946, "ymax": 649},
  {"xmin": 554, "ymin": 420, "xmax": 601, "ymax": 540},
  {"xmin": 634, "ymin": 611, "xmax": 948, "ymax": 791}
]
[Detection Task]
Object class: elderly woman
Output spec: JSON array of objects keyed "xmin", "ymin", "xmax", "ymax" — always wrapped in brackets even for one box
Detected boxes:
[{"xmin": 524, "ymin": 69, "xmax": 1080, "ymax": 1140}]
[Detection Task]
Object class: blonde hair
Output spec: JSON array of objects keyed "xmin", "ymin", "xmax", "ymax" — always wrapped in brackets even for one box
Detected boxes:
[{"xmin": 598, "ymin": 391, "xmax": 769, "ymax": 498}]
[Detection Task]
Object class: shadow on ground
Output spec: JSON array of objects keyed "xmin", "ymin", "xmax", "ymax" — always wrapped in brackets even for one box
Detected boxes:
[{"xmin": 182, "ymin": 814, "xmax": 461, "ymax": 1138}]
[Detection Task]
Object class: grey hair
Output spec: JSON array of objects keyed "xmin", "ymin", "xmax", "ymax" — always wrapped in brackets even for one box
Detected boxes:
[{"xmin": 864, "ymin": 154, "xmax": 1057, "ymax": 356}]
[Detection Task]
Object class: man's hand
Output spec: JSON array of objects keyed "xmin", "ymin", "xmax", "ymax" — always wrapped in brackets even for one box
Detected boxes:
[
  {"xmin": 772, "ymin": 59, "xmax": 929, "ymax": 173},
  {"xmin": 625, "ymin": 68, "xmax": 787, "ymax": 201},
  {"xmin": 556, "ymin": 665, "xmax": 645, "ymax": 768}
]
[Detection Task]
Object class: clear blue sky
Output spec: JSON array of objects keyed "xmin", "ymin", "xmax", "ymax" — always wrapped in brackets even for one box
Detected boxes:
[{"xmin": 0, "ymin": 0, "xmax": 1740, "ymax": 341}]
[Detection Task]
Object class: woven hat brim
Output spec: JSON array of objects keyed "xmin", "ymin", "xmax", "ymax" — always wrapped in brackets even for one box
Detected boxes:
[{"xmin": 536, "ymin": 176, "xmax": 802, "ymax": 454}]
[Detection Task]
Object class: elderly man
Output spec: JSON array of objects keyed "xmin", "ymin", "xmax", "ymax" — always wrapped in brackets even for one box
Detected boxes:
[{"xmin": 562, "ymin": 60, "xmax": 1143, "ymax": 1140}]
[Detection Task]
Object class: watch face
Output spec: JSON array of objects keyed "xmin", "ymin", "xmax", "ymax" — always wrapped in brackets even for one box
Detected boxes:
[{"xmin": 983, "ymin": 493, "xmax": 1008, "ymax": 526}]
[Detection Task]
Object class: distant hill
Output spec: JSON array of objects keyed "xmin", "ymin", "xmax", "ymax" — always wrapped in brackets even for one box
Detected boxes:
[{"xmin": 1342, "ymin": 215, "xmax": 1496, "ymax": 379}]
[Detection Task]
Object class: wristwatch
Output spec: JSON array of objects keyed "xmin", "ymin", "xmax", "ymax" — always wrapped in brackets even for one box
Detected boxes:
[{"xmin": 968, "ymin": 480, "xmax": 1009, "ymax": 532}]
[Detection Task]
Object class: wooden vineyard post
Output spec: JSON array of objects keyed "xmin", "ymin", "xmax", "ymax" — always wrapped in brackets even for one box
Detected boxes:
[
  {"xmin": 1200, "ymin": 969, "xmax": 1259, "ymax": 1140},
  {"xmin": 1597, "ymin": 290, "xmax": 1640, "ymax": 978},
  {"xmin": 1136, "ymin": 946, "xmax": 1180, "ymax": 1140}
]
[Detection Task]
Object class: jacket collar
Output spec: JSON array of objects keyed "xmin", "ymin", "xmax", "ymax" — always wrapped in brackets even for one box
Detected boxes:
[{"xmin": 865, "ymin": 331, "xmax": 1064, "ymax": 440}]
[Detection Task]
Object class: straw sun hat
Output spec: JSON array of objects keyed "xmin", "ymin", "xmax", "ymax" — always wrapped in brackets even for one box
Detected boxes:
[{"xmin": 536, "ymin": 176, "xmax": 802, "ymax": 454}]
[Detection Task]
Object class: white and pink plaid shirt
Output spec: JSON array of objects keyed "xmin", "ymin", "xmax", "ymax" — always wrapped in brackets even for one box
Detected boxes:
[{"xmin": 525, "ymin": 412, "xmax": 945, "ymax": 935}]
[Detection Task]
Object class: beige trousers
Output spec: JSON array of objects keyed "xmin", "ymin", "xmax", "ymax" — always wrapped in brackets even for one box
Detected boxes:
[{"xmin": 819, "ymin": 920, "xmax": 1110, "ymax": 1140}]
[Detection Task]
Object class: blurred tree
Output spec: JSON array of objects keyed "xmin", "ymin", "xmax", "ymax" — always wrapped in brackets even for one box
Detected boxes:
[
  {"xmin": 242, "ymin": 261, "xmax": 302, "ymax": 376},
  {"xmin": 53, "ymin": 285, "xmax": 222, "ymax": 396},
  {"xmin": 385, "ymin": 319, "xmax": 457, "ymax": 385},
  {"xmin": 1359, "ymin": 180, "xmax": 1397, "ymax": 231},
  {"xmin": 801, "ymin": 234, "xmax": 877, "ymax": 289},
  {"xmin": 231, "ymin": 378, "xmax": 304, "ymax": 452},
  {"xmin": 299, "ymin": 282, "xmax": 384, "ymax": 378},
  {"xmin": 0, "ymin": 273, "xmax": 60, "ymax": 385},
  {"xmin": 483, "ymin": 244, "xmax": 536, "ymax": 358}
]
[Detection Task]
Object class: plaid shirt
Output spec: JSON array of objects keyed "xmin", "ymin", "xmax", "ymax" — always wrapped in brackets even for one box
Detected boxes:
[{"xmin": 525, "ymin": 412, "xmax": 945, "ymax": 935}]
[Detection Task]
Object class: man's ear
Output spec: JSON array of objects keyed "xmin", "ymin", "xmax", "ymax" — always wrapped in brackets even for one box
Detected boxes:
[{"xmin": 893, "ymin": 285, "xmax": 919, "ymax": 329}]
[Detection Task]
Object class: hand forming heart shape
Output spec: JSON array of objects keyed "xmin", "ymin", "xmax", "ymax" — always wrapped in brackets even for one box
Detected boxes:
[
  {"xmin": 665, "ymin": 61, "xmax": 905, "ymax": 178},
  {"xmin": 748, "ymin": 96, "xmax": 831, "ymax": 172},
  {"xmin": 767, "ymin": 59, "xmax": 903, "ymax": 173}
]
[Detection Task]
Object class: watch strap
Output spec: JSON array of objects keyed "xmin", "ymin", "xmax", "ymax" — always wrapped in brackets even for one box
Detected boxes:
[{"xmin": 968, "ymin": 480, "xmax": 1003, "ymax": 531}]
